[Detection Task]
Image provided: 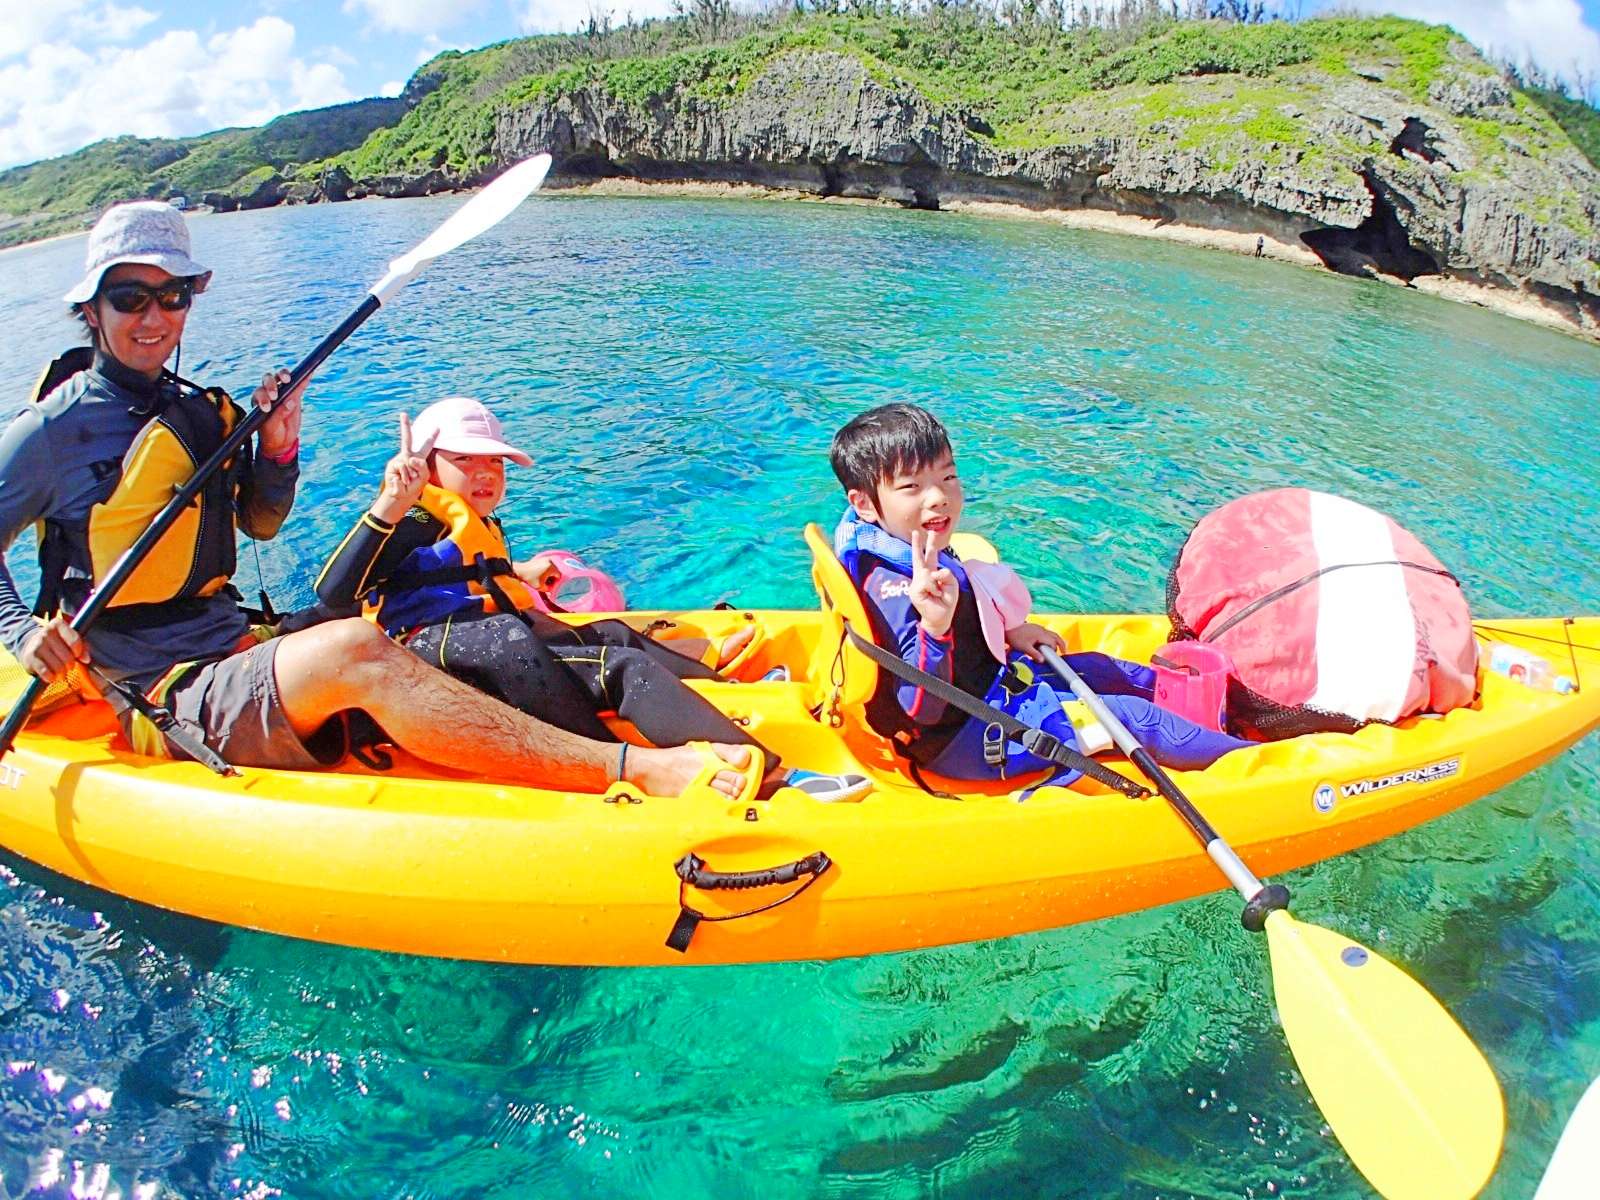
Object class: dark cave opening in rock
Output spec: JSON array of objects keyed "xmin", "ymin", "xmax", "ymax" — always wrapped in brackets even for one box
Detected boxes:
[
  {"xmin": 1301, "ymin": 170, "xmax": 1439, "ymax": 281},
  {"xmin": 1389, "ymin": 116, "xmax": 1441, "ymax": 163}
]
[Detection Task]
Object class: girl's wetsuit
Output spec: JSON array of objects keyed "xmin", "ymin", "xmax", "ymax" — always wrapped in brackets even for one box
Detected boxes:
[{"xmin": 313, "ymin": 503, "xmax": 772, "ymax": 755}]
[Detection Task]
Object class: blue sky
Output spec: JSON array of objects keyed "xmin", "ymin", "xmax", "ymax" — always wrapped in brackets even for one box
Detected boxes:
[{"xmin": 3, "ymin": 0, "xmax": 1599, "ymax": 171}]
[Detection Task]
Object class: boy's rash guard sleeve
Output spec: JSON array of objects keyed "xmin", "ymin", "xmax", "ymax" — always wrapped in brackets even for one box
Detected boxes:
[{"xmin": 860, "ymin": 562, "xmax": 955, "ymax": 725}]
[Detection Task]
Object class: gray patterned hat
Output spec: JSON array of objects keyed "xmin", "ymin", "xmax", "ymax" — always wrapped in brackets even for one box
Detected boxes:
[{"xmin": 63, "ymin": 201, "xmax": 212, "ymax": 304}]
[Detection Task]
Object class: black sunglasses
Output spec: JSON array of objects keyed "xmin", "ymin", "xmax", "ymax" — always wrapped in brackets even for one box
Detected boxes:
[{"xmin": 98, "ymin": 279, "xmax": 196, "ymax": 314}]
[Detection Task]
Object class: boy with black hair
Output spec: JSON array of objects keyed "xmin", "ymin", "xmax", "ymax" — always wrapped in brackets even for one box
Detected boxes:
[{"xmin": 829, "ymin": 403, "xmax": 1251, "ymax": 784}]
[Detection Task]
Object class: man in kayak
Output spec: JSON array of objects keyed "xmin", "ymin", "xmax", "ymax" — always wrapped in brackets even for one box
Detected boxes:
[
  {"xmin": 828, "ymin": 402, "xmax": 1253, "ymax": 782},
  {"xmin": 308, "ymin": 395, "xmax": 871, "ymax": 802},
  {"xmin": 0, "ymin": 200, "xmax": 752, "ymax": 798}
]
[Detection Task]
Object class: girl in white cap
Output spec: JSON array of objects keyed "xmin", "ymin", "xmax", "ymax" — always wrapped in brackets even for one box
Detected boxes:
[{"xmin": 312, "ymin": 396, "xmax": 872, "ymax": 802}]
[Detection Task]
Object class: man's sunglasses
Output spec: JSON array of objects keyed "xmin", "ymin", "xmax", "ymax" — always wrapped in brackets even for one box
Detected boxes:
[{"xmin": 98, "ymin": 279, "xmax": 196, "ymax": 314}]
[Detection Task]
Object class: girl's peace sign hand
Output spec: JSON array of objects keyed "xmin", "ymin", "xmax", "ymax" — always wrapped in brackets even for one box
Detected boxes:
[
  {"xmin": 909, "ymin": 528, "xmax": 958, "ymax": 638},
  {"xmin": 371, "ymin": 412, "xmax": 436, "ymax": 524}
]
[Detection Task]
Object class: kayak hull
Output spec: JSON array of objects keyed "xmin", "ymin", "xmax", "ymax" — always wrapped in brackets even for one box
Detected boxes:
[{"xmin": 0, "ymin": 612, "xmax": 1595, "ymax": 966}]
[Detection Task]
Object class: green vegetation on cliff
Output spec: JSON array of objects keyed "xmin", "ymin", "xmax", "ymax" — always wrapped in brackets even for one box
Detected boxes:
[
  {"xmin": 1530, "ymin": 85, "xmax": 1600, "ymax": 167},
  {"xmin": 321, "ymin": 9, "xmax": 1593, "ymax": 190}
]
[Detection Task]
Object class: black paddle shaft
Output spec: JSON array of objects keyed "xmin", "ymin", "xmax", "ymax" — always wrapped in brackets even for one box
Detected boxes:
[
  {"xmin": 1127, "ymin": 743, "xmax": 1222, "ymax": 846},
  {"xmin": 0, "ymin": 293, "xmax": 381, "ymax": 759}
]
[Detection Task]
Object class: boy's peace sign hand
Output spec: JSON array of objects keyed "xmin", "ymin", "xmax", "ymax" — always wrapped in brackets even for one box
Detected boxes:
[
  {"xmin": 909, "ymin": 529, "xmax": 958, "ymax": 638},
  {"xmin": 371, "ymin": 413, "xmax": 436, "ymax": 524}
]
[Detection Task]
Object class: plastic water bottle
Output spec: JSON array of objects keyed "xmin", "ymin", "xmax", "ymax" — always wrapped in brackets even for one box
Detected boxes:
[{"xmin": 1484, "ymin": 642, "xmax": 1577, "ymax": 694}]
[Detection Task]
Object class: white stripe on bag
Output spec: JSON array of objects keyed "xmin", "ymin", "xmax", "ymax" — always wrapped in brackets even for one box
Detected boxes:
[{"xmin": 1306, "ymin": 491, "xmax": 1414, "ymax": 722}]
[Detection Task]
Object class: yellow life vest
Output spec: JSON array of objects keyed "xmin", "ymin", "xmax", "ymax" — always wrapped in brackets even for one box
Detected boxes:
[
  {"xmin": 363, "ymin": 484, "xmax": 539, "ymax": 634},
  {"xmin": 32, "ymin": 347, "xmax": 244, "ymax": 617}
]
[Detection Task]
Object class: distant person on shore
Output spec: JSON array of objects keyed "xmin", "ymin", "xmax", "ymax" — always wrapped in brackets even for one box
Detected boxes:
[
  {"xmin": 827, "ymin": 403, "xmax": 1253, "ymax": 783},
  {"xmin": 307, "ymin": 395, "xmax": 870, "ymax": 802},
  {"xmin": 1255, "ymin": 235, "xmax": 1265, "ymax": 258},
  {"xmin": 0, "ymin": 200, "xmax": 752, "ymax": 797}
]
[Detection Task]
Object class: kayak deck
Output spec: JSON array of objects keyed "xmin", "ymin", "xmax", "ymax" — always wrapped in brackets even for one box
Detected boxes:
[{"xmin": 0, "ymin": 613, "xmax": 1595, "ymax": 965}]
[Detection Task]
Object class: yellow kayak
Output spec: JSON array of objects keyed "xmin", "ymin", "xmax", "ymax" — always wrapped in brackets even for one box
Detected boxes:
[{"xmin": 0, "ymin": 529, "xmax": 1594, "ymax": 966}]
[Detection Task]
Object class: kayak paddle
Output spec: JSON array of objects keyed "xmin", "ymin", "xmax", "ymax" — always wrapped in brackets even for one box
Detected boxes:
[
  {"xmin": 0, "ymin": 153, "xmax": 554, "ymax": 760},
  {"xmin": 1037, "ymin": 645, "xmax": 1504, "ymax": 1200}
]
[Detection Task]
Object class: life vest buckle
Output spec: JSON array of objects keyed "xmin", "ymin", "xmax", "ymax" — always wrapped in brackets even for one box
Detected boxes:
[{"xmin": 982, "ymin": 721, "xmax": 1005, "ymax": 767}]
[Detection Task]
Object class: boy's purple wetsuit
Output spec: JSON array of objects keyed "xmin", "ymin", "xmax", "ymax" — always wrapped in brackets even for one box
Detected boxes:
[{"xmin": 835, "ymin": 511, "xmax": 1252, "ymax": 784}]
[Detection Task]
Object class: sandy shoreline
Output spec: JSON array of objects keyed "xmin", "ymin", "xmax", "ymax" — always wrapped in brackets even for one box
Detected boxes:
[{"xmin": 9, "ymin": 177, "xmax": 1594, "ymax": 342}]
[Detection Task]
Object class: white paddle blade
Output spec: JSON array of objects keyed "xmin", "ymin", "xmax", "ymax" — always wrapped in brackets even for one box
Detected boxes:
[
  {"xmin": 1265, "ymin": 910, "xmax": 1504, "ymax": 1200},
  {"xmin": 371, "ymin": 153, "xmax": 553, "ymax": 304},
  {"xmin": 1534, "ymin": 1075, "xmax": 1600, "ymax": 1200}
]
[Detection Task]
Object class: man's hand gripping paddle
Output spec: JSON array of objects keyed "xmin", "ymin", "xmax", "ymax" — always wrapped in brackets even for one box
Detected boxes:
[
  {"xmin": 1037, "ymin": 645, "xmax": 1504, "ymax": 1200},
  {"xmin": 0, "ymin": 154, "xmax": 553, "ymax": 760}
]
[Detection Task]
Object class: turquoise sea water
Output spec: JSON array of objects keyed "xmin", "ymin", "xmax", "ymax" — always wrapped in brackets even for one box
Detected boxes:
[{"xmin": 0, "ymin": 193, "xmax": 1596, "ymax": 1199}]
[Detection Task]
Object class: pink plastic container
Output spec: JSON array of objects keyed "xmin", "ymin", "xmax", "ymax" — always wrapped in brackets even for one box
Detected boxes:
[
  {"xmin": 528, "ymin": 550, "xmax": 626, "ymax": 614},
  {"xmin": 1151, "ymin": 640, "xmax": 1235, "ymax": 732}
]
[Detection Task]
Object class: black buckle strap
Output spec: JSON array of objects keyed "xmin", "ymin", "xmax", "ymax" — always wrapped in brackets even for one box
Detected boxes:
[
  {"xmin": 89, "ymin": 664, "xmax": 237, "ymax": 777},
  {"xmin": 843, "ymin": 625, "xmax": 1150, "ymax": 799},
  {"xmin": 373, "ymin": 556, "xmax": 519, "ymax": 594}
]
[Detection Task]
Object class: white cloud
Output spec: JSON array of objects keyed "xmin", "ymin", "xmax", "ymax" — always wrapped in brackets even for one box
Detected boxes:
[
  {"xmin": 1325, "ymin": 1, "xmax": 1600, "ymax": 91},
  {"xmin": 0, "ymin": 16, "xmax": 357, "ymax": 170},
  {"xmin": 80, "ymin": 3, "xmax": 158, "ymax": 42},
  {"xmin": 380, "ymin": 78, "xmax": 405, "ymax": 96},
  {"xmin": 342, "ymin": 0, "xmax": 485, "ymax": 36},
  {"xmin": 1, "ymin": 1, "xmax": 156, "ymax": 62},
  {"xmin": 514, "ymin": 0, "xmax": 679, "ymax": 34}
]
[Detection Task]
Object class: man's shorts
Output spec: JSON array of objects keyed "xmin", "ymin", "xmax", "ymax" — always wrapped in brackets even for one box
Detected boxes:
[{"xmin": 130, "ymin": 639, "xmax": 346, "ymax": 770}]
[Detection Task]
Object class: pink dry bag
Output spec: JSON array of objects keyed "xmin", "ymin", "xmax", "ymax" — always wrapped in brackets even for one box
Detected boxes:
[{"xmin": 528, "ymin": 550, "xmax": 626, "ymax": 614}]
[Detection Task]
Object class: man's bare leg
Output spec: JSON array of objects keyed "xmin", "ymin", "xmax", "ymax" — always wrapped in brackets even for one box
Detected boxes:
[{"xmin": 269, "ymin": 619, "xmax": 752, "ymax": 797}]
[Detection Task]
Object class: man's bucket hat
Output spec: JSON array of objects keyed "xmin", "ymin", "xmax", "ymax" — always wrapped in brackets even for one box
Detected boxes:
[{"xmin": 63, "ymin": 201, "xmax": 212, "ymax": 304}]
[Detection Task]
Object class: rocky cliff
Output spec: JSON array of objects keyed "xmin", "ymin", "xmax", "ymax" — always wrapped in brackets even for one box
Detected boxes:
[{"xmin": 479, "ymin": 43, "xmax": 1598, "ymax": 335}]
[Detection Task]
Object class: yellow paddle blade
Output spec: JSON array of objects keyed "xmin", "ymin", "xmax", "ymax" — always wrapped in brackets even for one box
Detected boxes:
[{"xmin": 1265, "ymin": 909, "xmax": 1504, "ymax": 1200}]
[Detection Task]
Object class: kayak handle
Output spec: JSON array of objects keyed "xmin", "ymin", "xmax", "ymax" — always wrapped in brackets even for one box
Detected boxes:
[
  {"xmin": 674, "ymin": 850, "xmax": 831, "ymax": 891},
  {"xmin": 665, "ymin": 850, "xmax": 832, "ymax": 953}
]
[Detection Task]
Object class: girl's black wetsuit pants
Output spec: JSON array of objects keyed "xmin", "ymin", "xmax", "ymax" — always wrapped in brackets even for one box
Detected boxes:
[{"xmin": 403, "ymin": 609, "xmax": 776, "ymax": 763}]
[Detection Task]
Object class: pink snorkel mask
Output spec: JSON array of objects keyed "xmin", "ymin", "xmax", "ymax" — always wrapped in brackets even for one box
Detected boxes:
[{"xmin": 529, "ymin": 550, "xmax": 626, "ymax": 614}]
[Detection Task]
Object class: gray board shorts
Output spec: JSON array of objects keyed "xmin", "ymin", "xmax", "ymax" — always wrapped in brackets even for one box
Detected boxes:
[{"xmin": 120, "ymin": 638, "xmax": 346, "ymax": 770}]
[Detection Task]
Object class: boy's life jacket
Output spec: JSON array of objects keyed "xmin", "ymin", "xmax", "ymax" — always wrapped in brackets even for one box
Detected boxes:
[
  {"xmin": 30, "ymin": 347, "xmax": 246, "ymax": 631},
  {"xmin": 832, "ymin": 512, "xmax": 1246, "ymax": 785},
  {"xmin": 360, "ymin": 484, "xmax": 540, "ymax": 635},
  {"xmin": 833, "ymin": 510, "xmax": 1019, "ymax": 765}
]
